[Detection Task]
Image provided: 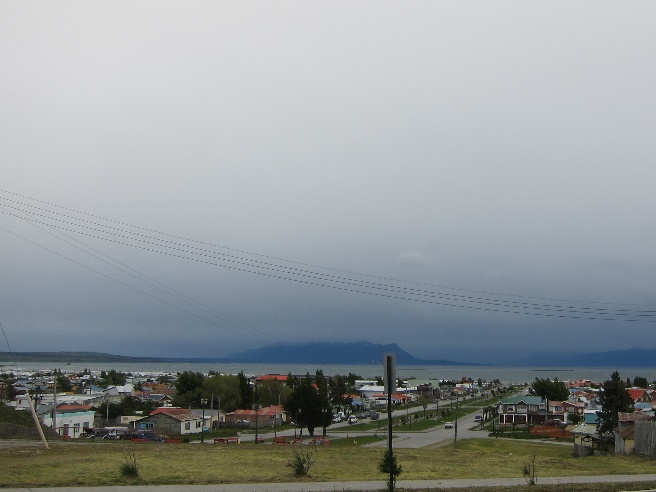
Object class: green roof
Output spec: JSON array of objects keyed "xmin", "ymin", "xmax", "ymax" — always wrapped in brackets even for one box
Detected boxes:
[{"xmin": 499, "ymin": 395, "xmax": 544, "ymax": 405}]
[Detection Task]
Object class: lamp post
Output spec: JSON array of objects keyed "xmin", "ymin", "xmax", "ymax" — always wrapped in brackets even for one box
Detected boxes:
[
  {"xmin": 295, "ymin": 408, "xmax": 301, "ymax": 439},
  {"xmin": 322, "ymin": 408, "xmax": 327, "ymax": 437},
  {"xmin": 454, "ymin": 394, "xmax": 459, "ymax": 442},
  {"xmin": 253, "ymin": 404, "xmax": 261, "ymax": 443},
  {"xmin": 200, "ymin": 398, "xmax": 207, "ymax": 443}
]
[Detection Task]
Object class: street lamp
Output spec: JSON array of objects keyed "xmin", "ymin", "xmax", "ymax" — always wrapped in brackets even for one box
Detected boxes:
[
  {"xmin": 321, "ymin": 408, "xmax": 327, "ymax": 437},
  {"xmin": 295, "ymin": 408, "xmax": 302, "ymax": 439},
  {"xmin": 253, "ymin": 404, "xmax": 261, "ymax": 443},
  {"xmin": 200, "ymin": 398, "xmax": 207, "ymax": 443}
]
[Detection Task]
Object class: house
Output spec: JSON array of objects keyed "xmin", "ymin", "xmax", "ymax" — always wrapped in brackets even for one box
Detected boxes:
[
  {"xmin": 497, "ymin": 395, "xmax": 546, "ymax": 426},
  {"xmin": 145, "ymin": 393, "xmax": 173, "ymax": 405},
  {"xmin": 615, "ymin": 412, "xmax": 653, "ymax": 455},
  {"xmin": 134, "ymin": 407, "xmax": 203, "ymax": 436},
  {"xmin": 40, "ymin": 403, "xmax": 96, "ymax": 439},
  {"xmin": 255, "ymin": 374, "xmax": 288, "ymax": 384},
  {"xmin": 628, "ymin": 389, "xmax": 653, "ymax": 404},
  {"xmin": 105, "ymin": 384, "xmax": 135, "ymax": 402},
  {"xmin": 571, "ymin": 423, "xmax": 604, "ymax": 457}
]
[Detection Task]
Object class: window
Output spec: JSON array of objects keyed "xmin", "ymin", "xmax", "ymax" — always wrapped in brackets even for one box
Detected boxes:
[
  {"xmin": 506, "ymin": 406, "xmax": 515, "ymax": 412},
  {"xmin": 196, "ymin": 421, "xmax": 201, "ymax": 428},
  {"xmin": 517, "ymin": 405, "xmax": 527, "ymax": 412},
  {"xmin": 83, "ymin": 422, "xmax": 90, "ymax": 429},
  {"xmin": 145, "ymin": 422, "xmax": 154, "ymax": 429},
  {"xmin": 554, "ymin": 406, "xmax": 563, "ymax": 412},
  {"xmin": 529, "ymin": 405, "xmax": 537, "ymax": 411},
  {"xmin": 185, "ymin": 422, "xmax": 191, "ymax": 430},
  {"xmin": 74, "ymin": 423, "xmax": 80, "ymax": 434}
]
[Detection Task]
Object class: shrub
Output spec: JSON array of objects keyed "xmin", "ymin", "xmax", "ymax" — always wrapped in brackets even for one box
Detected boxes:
[
  {"xmin": 120, "ymin": 447, "xmax": 139, "ymax": 478},
  {"xmin": 286, "ymin": 447, "xmax": 316, "ymax": 477},
  {"xmin": 378, "ymin": 448, "xmax": 402, "ymax": 492}
]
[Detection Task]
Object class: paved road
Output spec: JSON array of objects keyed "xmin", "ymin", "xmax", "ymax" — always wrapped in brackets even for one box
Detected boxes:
[
  {"xmin": 3, "ymin": 474, "xmax": 656, "ymax": 491},
  {"xmin": 250, "ymin": 399, "xmax": 487, "ymax": 449}
]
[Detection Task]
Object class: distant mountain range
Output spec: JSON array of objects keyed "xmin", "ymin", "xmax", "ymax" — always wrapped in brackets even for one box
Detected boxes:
[
  {"xmin": 220, "ymin": 342, "xmax": 481, "ymax": 366},
  {"xmin": 2, "ymin": 344, "xmax": 656, "ymax": 367},
  {"xmin": 512, "ymin": 348, "xmax": 656, "ymax": 368},
  {"xmin": 0, "ymin": 343, "xmax": 478, "ymax": 366}
]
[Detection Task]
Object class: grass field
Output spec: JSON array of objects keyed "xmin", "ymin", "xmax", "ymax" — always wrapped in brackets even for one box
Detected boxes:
[{"xmin": 2, "ymin": 438, "xmax": 656, "ymax": 488}]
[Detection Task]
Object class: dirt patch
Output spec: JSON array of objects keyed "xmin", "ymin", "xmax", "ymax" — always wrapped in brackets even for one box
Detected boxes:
[{"xmin": 530, "ymin": 425, "xmax": 573, "ymax": 440}]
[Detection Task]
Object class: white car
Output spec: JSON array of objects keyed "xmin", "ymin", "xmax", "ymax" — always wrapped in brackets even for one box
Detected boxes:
[
  {"xmin": 444, "ymin": 421, "xmax": 454, "ymax": 429},
  {"xmin": 348, "ymin": 416, "xmax": 359, "ymax": 425}
]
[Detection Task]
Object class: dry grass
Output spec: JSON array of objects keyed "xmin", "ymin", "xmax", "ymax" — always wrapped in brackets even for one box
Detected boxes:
[{"xmin": 2, "ymin": 438, "xmax": 656, "ymax": 488}]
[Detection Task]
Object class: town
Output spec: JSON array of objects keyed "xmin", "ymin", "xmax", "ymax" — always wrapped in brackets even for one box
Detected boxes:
[{"xmin": 1, "ymin": 366, "xmax": 652, "ymax": 459}]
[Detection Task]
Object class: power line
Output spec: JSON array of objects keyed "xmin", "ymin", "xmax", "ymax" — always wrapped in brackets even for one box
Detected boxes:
[
  {"xmin": 1, "ymin": 191, "xmax": 654, "ymax": 323},
  {"xmin": 1, "ymin": 188, "xmax": 646, "ymax": 307}
]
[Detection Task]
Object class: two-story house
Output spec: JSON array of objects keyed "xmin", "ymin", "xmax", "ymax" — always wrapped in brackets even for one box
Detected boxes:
[{"xmin": 497, "ymin": 395, "xmax": 546, "ymax": 425}]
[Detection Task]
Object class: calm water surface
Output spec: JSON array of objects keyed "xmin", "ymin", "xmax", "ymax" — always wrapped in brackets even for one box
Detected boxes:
[{"xmin": 3, "ymin": 360, "xmax": 656, "ymax": 385}]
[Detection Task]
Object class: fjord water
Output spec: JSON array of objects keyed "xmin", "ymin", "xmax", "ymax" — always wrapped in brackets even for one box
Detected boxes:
[{"xmin": 4, "ymin": 360, "xmax": 656, "ymax": 384}]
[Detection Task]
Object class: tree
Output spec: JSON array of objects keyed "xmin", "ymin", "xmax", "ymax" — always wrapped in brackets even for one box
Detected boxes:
[
  {"xmin": 52, "ymin": 369, "xmax": 72, "ymax": 393},
  {"xmin": 238, "ymin": 371, "xmax": 254, "ymax": 409},
  {"xmin": 418, "ymin": 394, "xmax": 429, "ymax": 417},
  {"xmin": 173, "ymin": 371, "xmax": 205, "ymax": 407},
  {"xmin": 328, "ymin": 375, "xmax": 348, "ymax": 412},
  {"xmin": 283, "ymin": 373, "xmax": 328, "ymax": 436},
  {"xmin": 378, "ymin": 449, "xmax": 402, "ymax": 492},
  {"xmin": 528, "ymin": 378, "xmax": 569, "ymax": 402},
  {"xmin": 633, "ymin": 376, "xmax": 649, "ymax": 388},
  {"xmin": 597, "ymin": 371, "xmax": 634, "ymax": 438},
  {"xmin": 202, "ymin": 374, "xmax": 240, "ymax": 412},
  {"xmin": 99, "ymin": 369, "xmax": 127, "ymax": 387},
  {"xmin": 256, "ymin": 379, "xmax": 291, "ymax": 407}
]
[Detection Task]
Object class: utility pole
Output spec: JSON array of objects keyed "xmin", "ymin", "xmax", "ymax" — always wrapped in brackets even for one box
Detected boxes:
[
  {"xmin": 454, "ymin": 393, "xmax": 459, "ymax": 442},
  {"xmin": 385, "ymin": 353, "xmax": 396, "ymax": 492},
  {"xmin": 52, "ymin": 370, "xmax": 58, "ymax": 435}
]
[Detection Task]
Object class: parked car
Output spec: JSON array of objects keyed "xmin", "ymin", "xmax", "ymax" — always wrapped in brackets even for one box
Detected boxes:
[
  {"xmin": 332, "ymin": 416, "xmax": 342, "ymax": 423},
  {"xmin": 474, "ymin": 415, "xmax": 483, "ymax": 422},
  {"xmin": 348, "ymin": 415, "xmax": 359, "ymax": 425},
  {"xmin": 444, "ymin": 421, "xmax": 454, "ymax": 429}
]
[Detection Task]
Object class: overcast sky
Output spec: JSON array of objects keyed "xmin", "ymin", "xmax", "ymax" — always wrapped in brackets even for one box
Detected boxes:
[{"xmin": 1, "ymin": 2, "xmax": 655, "ymax": 364}]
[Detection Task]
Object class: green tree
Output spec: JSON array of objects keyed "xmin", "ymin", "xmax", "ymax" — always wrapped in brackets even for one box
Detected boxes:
[
  {"xmin": 597, "ymin": 371, "xmax": 634, "ymax": 438},
  {"xmin": 202, "ymin": 374, "xmax": 241, "ymax": 412},
  {"xmin": 238, "ymin": 371, "xmax": 254, "ymax": 409},
  {"xmin": 418, "ymin": 394, "xmax": 429, "ymax": 417},
  {"xmin": 173, "ymin": 371, "xmax": 205, "ymax": 407},
  {"xmin": 633, "ymin": 376, "xmax": 649, "ymax": 388},
  {"xmin": 346, "ymin": 372, "xmax": 361, "ymax": 390},
  {"xmin": 378, "ymin": 449, "xmax": 402, "ymax": 492},
  {"xmin": 328, "ymin": 375, "xmax": 348, "ymax": 412},
  {"xmin": 53, "ymin": 369, "xmax": 72, "ymax": 393},
  {"xmin": 256, "ymin": 379, "xmax": 291, "ymax": 407},
  {"xmin": 283, "ymin": 373, "xmax": 327, "ymax": 436},
  {"xmin": 528, "ymin": 377, "xmax": 569, "ymax": 402}
]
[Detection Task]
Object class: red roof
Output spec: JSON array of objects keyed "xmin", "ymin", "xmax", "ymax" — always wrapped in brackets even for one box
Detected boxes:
[
  {"xmin": 255, "ymin": 374, "xmax": 288, "ymax": 383},
  {"xmin": 628, "ymin": 389, "xmax": 650, "ymax": 401},
  {"xmin": 56, "ymin": 404, "xmax": 92, "ymax": 412},
  {"xmin": 231, "ymin": 405, "xmax": 285, "ymax": 417},
  {"xmin": 149, "ymin": 407, "xmax": 199, "ymax": 421}
]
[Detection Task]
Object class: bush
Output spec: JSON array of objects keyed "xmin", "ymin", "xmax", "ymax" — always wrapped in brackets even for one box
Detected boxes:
[
  {"xmin": 120, "ymin": 447, "xmax": 139, "ymax": 478},
  {"xmin": 378, "ymin": 449, "xmax": 402, "ymax": 492},
  {"xmin": 286, "ymin": 447, "xmax": 316, "ymax": 477}
]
